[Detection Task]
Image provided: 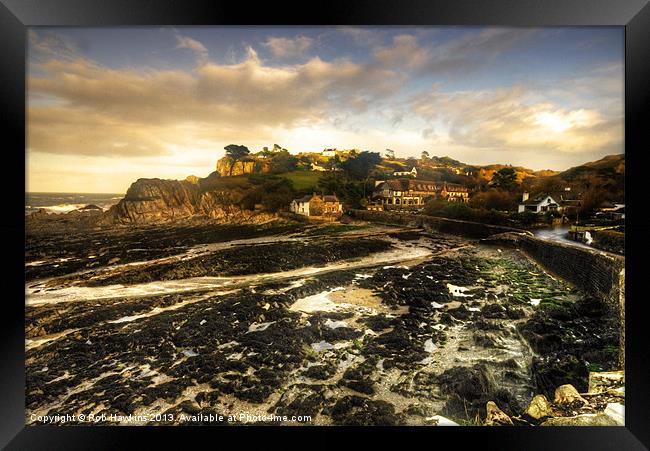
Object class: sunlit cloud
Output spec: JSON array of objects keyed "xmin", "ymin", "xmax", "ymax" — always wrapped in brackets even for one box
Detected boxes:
[
  {"xmin": 263, "ymin": 35, "xmax": 314, "ymax": 58},
  {"xmin": 26, "ymin": 27, "xmax": 624, "ymax": 192},
  {"xmin": 175, "ymin": 34, "xmax": 209, "ymax": 63}
]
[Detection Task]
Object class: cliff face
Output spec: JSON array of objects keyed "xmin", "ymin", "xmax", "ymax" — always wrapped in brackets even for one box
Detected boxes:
[
  {"xmin": 105, "ymin": 178, "xmax": 276, "ymax": 224},
  {"xmin": 216, "ymin": 156, "xmax": 271, "ymax": 177},
  {"xmin": 107, "ymin": 179, "xmax": 198, "ymax": 223}
]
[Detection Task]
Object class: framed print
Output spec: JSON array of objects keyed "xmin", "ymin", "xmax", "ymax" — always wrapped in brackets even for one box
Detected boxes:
[{"xmin": 2, "ymin": 0, "xmax": 649, "ymax": 448}]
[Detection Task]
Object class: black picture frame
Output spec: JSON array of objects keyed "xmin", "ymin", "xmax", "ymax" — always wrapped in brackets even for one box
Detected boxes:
[{"xmin": 3, "ymin": 0, "xmax": 649, "ymax": 448}]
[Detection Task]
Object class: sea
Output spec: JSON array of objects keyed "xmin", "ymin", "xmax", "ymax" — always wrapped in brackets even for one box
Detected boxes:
[{"xmin": 25, "ymin": 192, "xmax": 124, "ymax": 216}]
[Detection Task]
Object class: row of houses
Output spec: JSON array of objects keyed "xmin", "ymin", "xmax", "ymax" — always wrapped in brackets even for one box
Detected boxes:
[
  {"xmin": 517, "ymin": 192, "xmax": 625, "ymax": 219},
  {"xmin": 288, "ymin": 179, "xmax": 470, "ymax": 218},
  {"xmin": 369, "ymin": 179, "xmax": 469, "ymax": 210}
]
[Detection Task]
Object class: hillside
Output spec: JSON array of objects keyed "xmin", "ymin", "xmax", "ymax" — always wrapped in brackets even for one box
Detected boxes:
[
  {"xmin": 97, "ymin": 150, "xmax": 625, "ymax": 224},
  {"xmin": 558, "ymin": 154, "xmax": 625, "ymax": 181}
]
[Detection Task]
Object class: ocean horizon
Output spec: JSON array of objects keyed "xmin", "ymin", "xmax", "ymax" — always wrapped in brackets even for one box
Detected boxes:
[{"xmin": 25, "ymin": 192, "xmax": 124, "ymax": 215}]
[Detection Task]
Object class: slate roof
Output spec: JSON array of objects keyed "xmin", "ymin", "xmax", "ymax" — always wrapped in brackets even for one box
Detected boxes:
[
  {"xmin": 294, "ymin": 195, "xmax": 313, "ymax": 203},
  {"xmin": 520, "ymin": 194, "xmax": 558, "ymax": 205},
  {"xmin": 293, "ymin": 194, "xmax": 340, "ymax": 203},
  {"xmin": 322, "ymin": 195, "xmax": 340, "ymax": 203}
]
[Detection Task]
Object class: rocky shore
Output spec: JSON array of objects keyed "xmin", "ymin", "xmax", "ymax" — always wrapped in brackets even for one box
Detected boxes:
[{"xmin": 25, "ymin": 219, "xmax": 623, "ymax": 426}]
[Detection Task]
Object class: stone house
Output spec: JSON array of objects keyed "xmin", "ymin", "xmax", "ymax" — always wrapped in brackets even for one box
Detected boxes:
[
  {"xmin": 373, "ymin": 179, "xmax": 469, "ymax": 209},
  {"xmin": 289, "ymin": 193, "xmax": 343, "ymax": 217}
]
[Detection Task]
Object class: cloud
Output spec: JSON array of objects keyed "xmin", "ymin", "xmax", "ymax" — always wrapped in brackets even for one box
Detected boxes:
[
  {"xmin": 411, "ymin": 85, "xmax": 623, "ymax": 154},
  {"xmin": 263, "ymin": 36, "xmax": 314, "ymax": 58},
  {"xmin": 26, "ymin": 27, "xmax": 622, "ymax": 181},
  {"xmin": 337, "ymin": 27, "xmax": 383, "ymax": 46},
  {"xmin": 375, "ymin": 34, "xmax": 432, "ymax": 69},
  {"xmin": 372, "ymin": 29, "xmax": 536, "ymax": 76},
  {"xmin": 27, "ymin": 36, "xmax": 401, "ymax": 157},
  {"xmin": 175, "ymin": 34, "xmax": 209, "ymax": 63}
]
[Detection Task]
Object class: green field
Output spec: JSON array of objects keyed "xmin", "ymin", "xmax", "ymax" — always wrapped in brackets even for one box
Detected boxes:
[{"xmin": 280, "ymin": 170, "xmax": 323, "ymax": 191}]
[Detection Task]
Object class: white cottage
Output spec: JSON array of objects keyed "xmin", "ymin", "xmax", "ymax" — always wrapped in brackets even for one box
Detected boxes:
[
  {"xmin": 393, "ymin": 167, "xmax": 418, "ymax": 177},
  {"xmin": 518, "ymin": 192, "xmax": 560, "ymax": 213}
]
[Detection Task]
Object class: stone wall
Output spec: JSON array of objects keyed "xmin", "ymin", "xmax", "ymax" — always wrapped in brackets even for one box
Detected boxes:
[
  {"xmin": 515, "ymin": 235, "xmax": 625, "ymax": 310},
  {"xmin": 349, "ymin": 209, "xmax": 626, "ymax": 367},
  {"xmin": 485, "ymin": 233, "xmax": 625, "ymax": 368},
  {"xmin": 348, "ymin": 209, "xmax": 528, "ymax": 239}
]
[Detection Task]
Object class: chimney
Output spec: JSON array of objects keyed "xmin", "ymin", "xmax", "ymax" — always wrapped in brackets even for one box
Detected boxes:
[{"xmin": 522, "ymin": 192, "xmax": 529, "ymax": 202}]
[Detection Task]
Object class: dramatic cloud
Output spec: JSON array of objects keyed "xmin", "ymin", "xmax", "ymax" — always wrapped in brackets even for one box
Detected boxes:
[
  {"xmin": 28, "ymin": 41, "xmax": 401, "ymax": 158},
  {"xmin": 26, "ymin": 27, "xmax": 624, "ymax": 192},
  {"xmin": 373, "ymin": 28, "xmax": 536, "ymax": 76},
  {"xmin": 263, "ymin": 36, "xmax": 314, "ymax": 58},
  {"xmin": 412, "ymin": 84, "xmax": 623, "ymax": 154}
]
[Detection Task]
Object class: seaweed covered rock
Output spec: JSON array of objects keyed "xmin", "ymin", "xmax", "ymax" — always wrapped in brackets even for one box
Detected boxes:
[{"xmin": 331, "ymin": 396, "xmax": 404, "ymax": 426}]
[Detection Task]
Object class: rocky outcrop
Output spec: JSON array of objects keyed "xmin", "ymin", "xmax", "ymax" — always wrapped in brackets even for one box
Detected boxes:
[
  {"xmin": 104, "ymin": 178, "xmax": 276, "ymax": 224},
  {"xmin": 487, "ymin": 376, "xmax": 625, "ymax": 427},
  {"xmin": 216, "ymin": 156, "xmax": 270, "ymax": 177},
  {"xmin": 106, "ymin": 178, "xmax": 199, "ymax": 223}
]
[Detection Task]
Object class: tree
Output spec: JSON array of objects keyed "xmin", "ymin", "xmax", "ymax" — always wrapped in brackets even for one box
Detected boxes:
[
  {"xmin": 491, "ymin": 168, "xmax": 518, "ymax": 191},
  {"xmin": 406, "ymin": 157, "xmax": 418, "ymax": 169},
  {"xmin": 224, "ymin": 144, "xmax": 251, "ymax": 176},
  {"xmin": 385, "ymin": 149, "xmax": 395, "ymax": 160},
  {"xmin": 421, "ymin": 151, "xmax": 430, "ymax": 160},
  {"xmin": 341, "ymin": 151, "xmax": 382, "ymax": 180},
  {"xmin": 268, "ymin": 149, "xmax": 298, "ymax": 173},
  {"xmin": 469, "ymin": 189, "xmax": 516, "ymax": 212},
  {"xmin": 579, "ymin": 186, "xmax": 607, "ymax": 216}
]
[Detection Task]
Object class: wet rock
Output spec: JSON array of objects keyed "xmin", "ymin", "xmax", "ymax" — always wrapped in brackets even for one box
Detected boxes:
[
  {"xmin": 86, "ymin": 238, "xmax": 392, "ymax": 286},
  {"xmin": 426, "ymin": 415, "xmax": 459, "ymax": 426},
  {"xmin": 481, "ymin": 304, "xmax": 508, "ymax": 319},
  {"xmin": 484, "ymin": 401, "xmax": 513, "ymax": 426},
  {"xmin": 554, "ymin": 384, "xmax": 588, "ymax": 406},
  {"xmin": 603, "ymin": 402, "xmax": 625, "ymax": 425},
  {"xmin": 360, "ymin": 314, "xmax": 394, "ymax": 332},
  {"xmin": 530, "ymin": 354, "xmax": 589, "ymax": 399},
  {"xmin": 437, "ymin": 364, "xmax": 522, "ymax": 421},
  {"xmin": 272, "ymin": 384, "xmax": 328, "ymax": 419},
  {"xmin": 303, "ymin": 364, "xmax": 337, "ymax": 381},
  {"xmin": 339, "ymin": 359, "xmax": 378, "ymax": 395},
  {"xmin": 588, "ymin": 371, "xmax": 624, "ymax": 393},
  {"xmin": 405, "ymin": 403, "xmax": 435, "ymax": 417},
  {"xmin": 525, "ymin": 394, "xmax": 554, "ymax": 420},
  {"xmin": 331, "ymin": 396, "xmax": 404, "ymax": 426},
  {"xmin": 540, "ymin": 413, "xmax": 618, "ymax": 426}
]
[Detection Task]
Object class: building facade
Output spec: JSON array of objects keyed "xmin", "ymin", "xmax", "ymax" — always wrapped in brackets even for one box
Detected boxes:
[
  {"xmin": 372, "ymin": 179, "xmax": 469, "ymax": 209},
  {"xmin": 518, "ymin": 193, "xmax": 560, "ymax": 213},
  {"xmin": 290, "ymin": 193, "xmax": 343, "ymax": 217},
  {"xmin": 393, "ymin": 167, "xmax": 418, "ymax": 177}
]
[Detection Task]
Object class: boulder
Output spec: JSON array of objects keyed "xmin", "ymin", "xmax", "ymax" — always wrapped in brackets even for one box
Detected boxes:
[
  {"xmin": 554, "ymin": 384, "xmax": 588, "ymax": 406},
  {"xmin": 588, "ymin": 370, "xmax": 625, "ymax": 393},
  {"xmin": 540, "ymin": 413, "xmax": 618, "ymax": 426},
  {"xmin": 603, "ymin": 402, "xmax": 625, "ymax": 425},
  {"xmin": 426, "ymin": 415, "xmax": 459, "ymax": 426},
  {"xmin": 525, "ymin": 394, "xmax": 554, "ymax": 420},
  {"xmin": 77, "ymin": 204, "xmax": 103, "ymax": 211},
  {"xmin": 484, "ymin": 401, "xmax": 513, "ymax": 426}
]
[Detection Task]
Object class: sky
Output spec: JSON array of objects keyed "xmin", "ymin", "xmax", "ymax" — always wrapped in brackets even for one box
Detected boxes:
[{"xmin": 26, "ymin": 26, "xmax": 624, "ymax": 193}]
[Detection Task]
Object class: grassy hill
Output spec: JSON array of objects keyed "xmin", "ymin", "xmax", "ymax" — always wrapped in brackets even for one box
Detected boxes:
[
  {"xmin": 559, "ymin": 154, "xmax": 625, "ymax": 181},
  {"xmin": 280, "ymin": 171, "xmax": 324, "ymax": 191}
]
